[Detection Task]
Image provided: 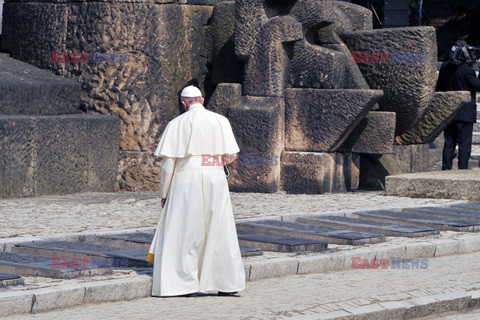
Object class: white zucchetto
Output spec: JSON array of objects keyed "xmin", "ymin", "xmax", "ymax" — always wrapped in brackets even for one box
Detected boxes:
[{"xmin": 180, "ymin": 86, "xmax": 203, "ymax": 98}]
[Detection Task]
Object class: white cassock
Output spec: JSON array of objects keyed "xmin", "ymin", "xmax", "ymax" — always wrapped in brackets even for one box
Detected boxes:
[{"xmin": 147, "ymin": 103, "xmax": 245, "ymax": 296}]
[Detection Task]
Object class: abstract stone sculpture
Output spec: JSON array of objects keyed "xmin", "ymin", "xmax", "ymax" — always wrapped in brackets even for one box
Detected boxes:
[{"xmin": 1, "ymin": 0, "xmax": 472, "ymax": 194}]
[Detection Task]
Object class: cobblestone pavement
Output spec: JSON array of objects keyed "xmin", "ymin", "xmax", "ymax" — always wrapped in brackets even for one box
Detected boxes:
[
  {"xmin": 0, "ymin": 191, "xmax": 455, "ymax": 238},
  {"xmin": 420, "ymin": 309, "xmax": 480, "ymax": 319},
  {"xmin": 6, "ymin": 251, "xmax": 480, "ymax": 320}
]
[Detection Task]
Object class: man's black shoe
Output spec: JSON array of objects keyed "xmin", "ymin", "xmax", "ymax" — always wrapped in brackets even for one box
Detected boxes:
[{"xmin": 218, "ymin": 291, "xmax": 238, "ymax": 296}]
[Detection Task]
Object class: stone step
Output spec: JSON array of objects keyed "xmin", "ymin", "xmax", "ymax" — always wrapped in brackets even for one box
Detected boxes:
[
  {"xmin": 237, "ymin": 230, "xmax": 328, "ymax": 253},
  {"xmin": 296, "ymin": 215, "xmax": 439, "ymax": 237},
  {"xmin": 12, "ymin": 241, "xmax": 152, "ymax": 268},
  {"xmin": 0, "ymin": 54, "xmax": 81, "ymax": 115},
  {"xmin": 236, "ymin": 220, "xmax": 386, "ymax": 245},
  {"xmin": 0, "ymin": 273, "xmax": 24, "ymax": 288},
  {"xmin": 353, "ymin": 210, "xmax": 480, "ymax": 232},
  {"xmin": 386, "ymin": 170, "xmax": 480, "ymax": 201},
  {"xmin": 403, "ymin": 207, "xmax": 480, "ymax": 222},
  {"xmin": 89, "ymin": 232, "xmax": 264, "ymax": 257},
  {"xmin": 0, "ymin": 252, "xmax": 112, "ymax": 279}
]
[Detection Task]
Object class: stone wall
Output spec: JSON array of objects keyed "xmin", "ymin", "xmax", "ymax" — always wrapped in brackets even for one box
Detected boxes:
[{"xmin": 1, "ymin": 1, "xmax": 213, "ymax": 191}]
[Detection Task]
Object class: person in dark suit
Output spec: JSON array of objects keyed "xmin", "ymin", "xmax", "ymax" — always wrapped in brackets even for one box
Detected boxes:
[{"xmin": 436, "ymin": 41, "xmax": 480, "ymax": 170}]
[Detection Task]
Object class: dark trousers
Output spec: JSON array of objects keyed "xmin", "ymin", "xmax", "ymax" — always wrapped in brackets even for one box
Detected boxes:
[{"xmin": 442, "ymin": 120, "xmax": 474, "ymax": 170}]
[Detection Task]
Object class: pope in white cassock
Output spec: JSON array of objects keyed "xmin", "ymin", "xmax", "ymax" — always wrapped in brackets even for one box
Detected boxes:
[{"xmin": 146, "ymin": 85, "xmax": 246, "ymax": 297}]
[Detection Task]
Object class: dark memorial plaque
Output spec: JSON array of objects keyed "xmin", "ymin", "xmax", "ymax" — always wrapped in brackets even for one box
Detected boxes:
[
  {"xmin": 237, "ymin": 230, "xmax": 328, "ymax": 252},
  {"xmin": 354, "ymin": 210, "xmax": 480, "ymax": 232},
  {"xmin": 296, "ymin": 216, "xmax": 439, "ymax": 237},
  {"xmin": 450, "ymin": 203, "xmax": 480, "ymax": 212},
  {"xmin": 236, "ymin": 220, "xmax": 386, "ymax": 245},
  {"xmin": 0, "ymin": 272, "xmax": 24, "ymax": 287},
  {"xmin": 403, "ymin": 207, "xmax": 480, "ymax": 222},
  {"xmin": 12, "ymin": 241, "xmax": 152, "ymax": 268},
  {"xmin": 0, "ymin": 252, "xmax": 112, "ymax": 279}
]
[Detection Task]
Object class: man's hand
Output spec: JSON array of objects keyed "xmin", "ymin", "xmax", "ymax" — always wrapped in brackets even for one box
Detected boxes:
[{"xmin": 161, "ymin": 198, "xmax": 166, "ymax": 208}]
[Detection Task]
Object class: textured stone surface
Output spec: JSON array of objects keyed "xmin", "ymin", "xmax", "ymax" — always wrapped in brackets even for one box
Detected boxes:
[
  {"xmin": 281, "ymin": 152, "xmax": 359, "ymax": 194},
  {"xmin": 340, "ymin": 111, "xmax": 395, "ymax": 154},
  {"xmin": 0, "ymin": 54, "xmax": 81, "ymax": 115},
  {"xmin": 398, "ymin": 91, "xmax": 471, "ymax": 145},
  {"xmin": 227, "ymin": 96, "xmax": 284, "ymax": 193},
  {"xmin": 386, "ymin": 170, "xmax": 480, "ymax": 202},
  {"xmin": 342, "ymin": 27, "xmax": 438, "ymax": 135},
  {"xmin": 206, "ymin": 83, "xmax": 242, "ymax": 117},
  {"xmin": 334, "ymin": 1, "xmax": 372, "ymax": 32},
  {"xmin": 31, "ymin": 286, "xmax": 85, "ymax": 313},
  {"xmin": 2, "ymin": 3, "xmax": 213, "ymax": 191},
  {"xmin": 209, "ymin": 1, "xmax": 242, "ymax": 85},
  {"xmin": 285, "ymin": 88, "xmax": 382, "ymax": 152},
  {"xmin": 0, "ymin": 115, "xmax": 120, "ymax": 199}
]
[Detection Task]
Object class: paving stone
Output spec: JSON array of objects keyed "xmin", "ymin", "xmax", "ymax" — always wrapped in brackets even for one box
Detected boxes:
[
  {"xmin": 0, "ymin": 252, "xmax": 112, "ymax": 279},
  {"xmin": 403, "ymin": 242, "xmax": 436, "ymax": 259},
  {"xmin": 353, "ymin": 210, "xmax": 480, "ymax": 232},
  {"xmin": 372, "ymin": 245, "xmax": 406, "ymax": 261},
  {"xmin": 236, "ymin": 220, "xmax": 386, "ymax": 245},
  {"xmin": 403, "ymin": 207, "xmax": 480, "ymax": 222},
  {"xmin": 12, "ymin": 241, "xmax": 152, "ymax": 268},
  {"xmin": 457, "ymin": 236, "xmax": 480, "ymax": 254},
  {"xmin": 433, "ymin": 239, "xmax": 460, "ymax": 257},
  {"xmin": 296, "ymin": 215, "xmax": 438, "ymax": 237},
  {"xmin": 239, "ymin": 246, "xmax": 263, "ymax": 257},
  {"xmin": 237, "ymin": 230, "xmax": 328, "ymax": 253}
]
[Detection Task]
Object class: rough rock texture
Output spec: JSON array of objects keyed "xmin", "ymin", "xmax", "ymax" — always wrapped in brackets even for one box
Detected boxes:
[
  {"xmin": 227, "ymin": 96, "xmax": 284, "ymax": 193},
  {"xmin": 340, "ymin": 111, "xmax": 396, "ymax": 154},
  {"xmin": 386, "ymin": 170, "xmax": 480, "ymax": 201},
  {"xmin": 334, "ymin": 1, "xmax": 372, "ymax": 32},
  {"xmin": 0, "ymin": 54, "xmax": 81, "ymax": 115},
  {"xmin": 1, "ymin": 3, "xmax": 213, "ymax": 191},
  {"xmin": 209, "ymin": 1, "xmax": 243, "ymax": 85},
  {"xmin": 342, "ymin": 27, "xmax": 438, "ymax": 135},
  {"xmin": 398, "ymin": 91, "xmax": 471, "ymax": 145},
  {"xmin": 285, "ymin": 88, "xmax": 383, "ymax": 152},
  {"xmin": 0, "ymin": 115, "xmax": 120, "ymax": 199},
  {"xmin": 359, "ymin": 144, "xmax": 431, "ymax": 191},
  {"xmin": 207, "ymin": 83, "xmax": 242, "ymax": 117},
  {"xmin": 281, "ymin": 152, "xmax": 359, "ymax": 194}
]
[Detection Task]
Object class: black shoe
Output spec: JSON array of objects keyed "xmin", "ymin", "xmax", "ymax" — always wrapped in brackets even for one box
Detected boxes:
[
  {"xmin": 218, "ymin": 291, "xmax": 238, "ymax": 296},
  {"xmin": 178, "ymin": 292, "xmax": 199, "ymax": 297}
]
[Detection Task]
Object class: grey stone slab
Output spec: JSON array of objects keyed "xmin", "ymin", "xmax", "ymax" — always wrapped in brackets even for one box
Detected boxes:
[
  {"xmin": 236, "ymin": 220, "xmax": 386, "ymax": 245},
  {"xmin": 13, "ymin": 241, "xmax": 152, "ymax": 268},
  {"xmin": 237, "ymin": 230, "xmax": 328, "ymax": 253},
  {"xmin": 354, "ymin": 210, "xmax": 480, "ymax": 232},
  {"xmin": 0, "ymin": 252, "xmax": 112, "ymax": 279},
  {"xmin": 451, "ymin": 203, "xmax": 480, "ymax": 212},
  {"xmin": 239, "ymin": 246, "xmax": 263, "ymax": 257},
  {"xmin": 296, "ymin": 215, "xmax": 439, "ymax": 237},
  {"xmin": 92, "ymin": 232, "xmax": 261, "ymax": 257},
  {"xmin": 0, "ymin": 273, "xmax": 22, "ymax": 280},
  {"xmin": 403, "ymin": 207, "xmax": 480, "ymax": 222}
]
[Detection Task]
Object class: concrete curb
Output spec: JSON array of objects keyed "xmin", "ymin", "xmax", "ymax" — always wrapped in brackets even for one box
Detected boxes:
[
  {"xmin": 316, "ymin": 290, "xmax": 480, "ymax": 320},
  {"xmin": 243, "ymin": 233, "xmax": 480, "ymax": 281},
  {"xmin": 0, "ymin": 275, "xmax": 152, "ymax": 317}
]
